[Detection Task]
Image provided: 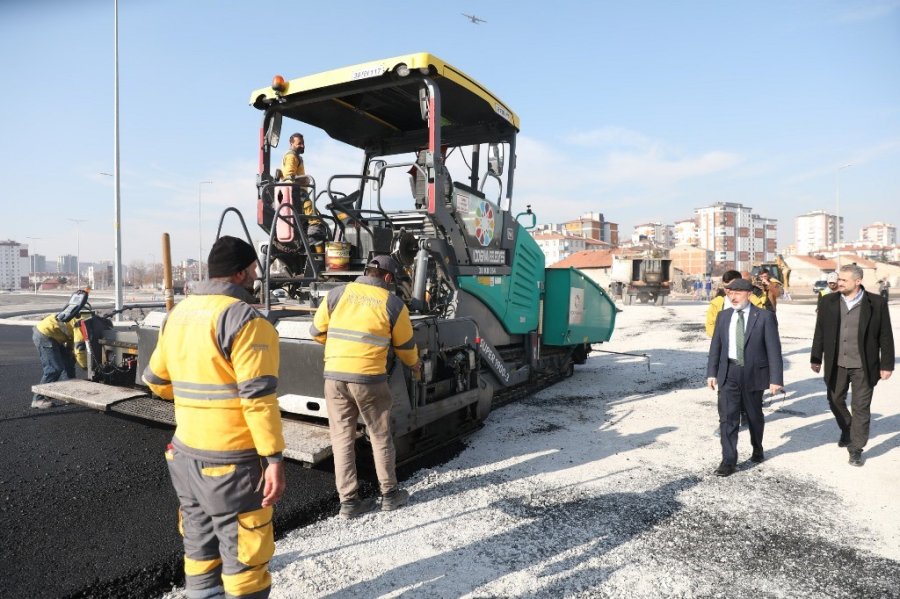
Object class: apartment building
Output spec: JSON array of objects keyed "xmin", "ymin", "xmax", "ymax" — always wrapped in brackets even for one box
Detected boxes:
[
  {"xmin": 530, "ymin": 231, "xmax": 608, "ymax": 265},
  {"xmin": 57, "ymin": 254, "xmax": 78, "ymax": 275},
  {"xmin": 631, "ymin": 222, "xmax": 673, "ymax": 247},
  {"xmin": 859, "ymin": 222, "xmax": 896, "ymax": 246},
  {"xmin": 795, "ymin": 210, "xmax": 841, "ymax": 255},
  {"xmin": 0, "ymin": 240, "xmax": 31, "ymax": 290},
  {"xmin": 560, "ymin": 212, "xmax": 619, "ymax": 246},
  {"xmin": 695, "ymin": 202, "xmax": 777, "ymax": 272},
  {"xmin": 673, "ymin": 218, "xmax": 699, "ymax": 246}
]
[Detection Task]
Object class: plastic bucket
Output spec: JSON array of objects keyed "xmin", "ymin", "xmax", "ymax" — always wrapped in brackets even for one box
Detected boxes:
[{"xmin": 325, "ymin": 242, "xmax": 351, "ymax": 271}]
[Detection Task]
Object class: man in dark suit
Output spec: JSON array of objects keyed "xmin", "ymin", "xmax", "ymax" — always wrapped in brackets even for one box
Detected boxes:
[
  {"xmin": 707, "ymin": 278, "xmax": 784, "ymax": 476},
  {"xmin": 811, "ymin": 264, "xmax": 894, "ymax": 467}
]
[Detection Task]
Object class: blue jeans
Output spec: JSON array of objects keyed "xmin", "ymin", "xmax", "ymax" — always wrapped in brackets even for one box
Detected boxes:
[{"xmin": 32, "ymin": 328, "xmax": 75, "ymax": 402}]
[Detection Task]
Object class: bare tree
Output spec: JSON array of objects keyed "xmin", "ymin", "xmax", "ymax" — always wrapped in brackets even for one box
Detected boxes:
[{"xmin": 129, "ymin": 260, "xmax": 146, "ymax": 288}]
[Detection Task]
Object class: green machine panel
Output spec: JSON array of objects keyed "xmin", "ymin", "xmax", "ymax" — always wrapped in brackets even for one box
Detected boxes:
[
  {"xmin": 458, "ymin": 225, "xmax": 545, "ymax": 335},
  {"xmin": 542, "ymin": 268, "xmax": 616, "ymax": 346}
]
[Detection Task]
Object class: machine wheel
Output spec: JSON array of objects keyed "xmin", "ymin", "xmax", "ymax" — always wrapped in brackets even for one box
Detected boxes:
[{"xmin": 564, "ymin": 360, "xmax": 575, "ymax": 378}]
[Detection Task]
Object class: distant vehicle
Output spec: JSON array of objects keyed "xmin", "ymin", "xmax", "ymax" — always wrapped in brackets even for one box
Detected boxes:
[
  {"xmin": 610, "ymin": 244, "xmax": 672, "ymax": 306},
  {"xmin": 812, "ymin": 280, "xmax": 828, "ymax": 295},
  {"xmin": 462, "ymin": 13, "xmax": 486, "ymax": 24}
]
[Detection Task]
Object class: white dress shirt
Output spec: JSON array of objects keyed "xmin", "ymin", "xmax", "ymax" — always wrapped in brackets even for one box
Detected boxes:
[
  {"xmin": 841, "ymin": 287, "xmax": 864, "ymax": 311},
  {"xmin": 728, "ymin": 306, "xmax": 750, "ymax": 361}
]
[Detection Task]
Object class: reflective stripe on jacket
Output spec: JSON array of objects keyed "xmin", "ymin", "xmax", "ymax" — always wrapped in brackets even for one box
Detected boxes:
[
  {"xmin": 142, "ymin": 281, "xmax": 284, "ymax": 463},
  {"xmin": 36, "ymin": 314, "xmax": 87, "ymax": 369},
  {"xmin": 310, "ymin": 276, "xmax": 418, "ymax": 383}
]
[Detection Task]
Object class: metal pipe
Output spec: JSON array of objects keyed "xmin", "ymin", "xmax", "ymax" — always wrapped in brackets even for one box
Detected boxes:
[
  {"xmin": 161, "ymin": 233, "xmax": 174, "ymax": 311},
  {"xmin": 411, "ymin": 247, "xmax": 429, "ymax": 311}
]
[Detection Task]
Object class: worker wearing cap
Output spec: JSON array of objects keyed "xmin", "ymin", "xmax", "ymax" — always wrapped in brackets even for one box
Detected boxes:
[
  {"xmin": 143, "ymin": 236, "xmax": 285, "ymax": 599},
  {"xmin": 31, "ymin": 292, "xmax": 89, "ymax": 409},
  {"xmin": 821, "ymin": 272, "xmax": 839, "ymax": 296},
  {"xmin": 310, "ymin": 254, "xmax": 421, "ymax": 518},
  {"xmin": 280, "ymin": 132, "xmax": 326, "ymax": 253}
]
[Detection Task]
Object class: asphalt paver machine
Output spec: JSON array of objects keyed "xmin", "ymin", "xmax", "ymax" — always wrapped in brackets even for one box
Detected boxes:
[{"xmin": 34, "ymin": 53, "xmax": 617, "ymax": 465}]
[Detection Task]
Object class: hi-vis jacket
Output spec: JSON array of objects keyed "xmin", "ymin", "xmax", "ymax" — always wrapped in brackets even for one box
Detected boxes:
[
  {"xmin": 705, "ymin": 290, "xmax": 769, "ymax": 337},
  {"xmin": 142, "ymin": 281, "xmax": 284, "ymax": 463},
  {"xmin": 310, "ymin": 276, "xmax": 418, "ymax": 383},
  {"xmin": 36, "ymin": 314, "xmax": 87, "ymax": 369},
  {"xmin": 281, "ymin": 149, "xmax": 320, "ymax": 226}
]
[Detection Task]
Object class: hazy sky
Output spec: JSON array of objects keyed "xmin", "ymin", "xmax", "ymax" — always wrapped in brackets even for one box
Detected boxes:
[{"xmin": 1, "ymin": 0, "xmax": 898, "ymax": 264}]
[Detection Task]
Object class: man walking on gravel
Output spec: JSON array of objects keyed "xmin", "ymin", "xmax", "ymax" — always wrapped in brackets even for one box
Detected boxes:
[
  {"xmin": 143, "ymin": 236, "xmax": 286, "ymax": 599},
  {"xmin": 311, "ymin": 254, "xmax": 421, "ymax": 518},
  {"xmin": 811, "ymin": 263, "xmax": 894, "ymax": 467},
  {"xmin": 707, "ymin": 278, "xmax": 784, "ymax": 476}
]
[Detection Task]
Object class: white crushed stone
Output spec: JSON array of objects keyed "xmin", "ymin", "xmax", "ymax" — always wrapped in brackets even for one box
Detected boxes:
[{"xmin": 166, "ymin": 299, "xmax": 900, "ymax": 598}]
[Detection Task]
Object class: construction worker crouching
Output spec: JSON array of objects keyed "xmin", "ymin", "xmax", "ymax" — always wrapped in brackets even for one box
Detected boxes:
[
  {"xmin": 31, "ymin": 290, "xmax": 89, "ymax": 409},
  {"xmin": 143, "ymin": 236, "xmax": 285, "ymax": 599},
  {"xmin": 310, "ymin": 254, "xmax": 421, "ymax": 518}
]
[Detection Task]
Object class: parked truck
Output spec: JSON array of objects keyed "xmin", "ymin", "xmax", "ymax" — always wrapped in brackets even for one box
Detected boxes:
[{"xmin": 610, "ymin": 247, "xmax": 673, "ymax": 306}]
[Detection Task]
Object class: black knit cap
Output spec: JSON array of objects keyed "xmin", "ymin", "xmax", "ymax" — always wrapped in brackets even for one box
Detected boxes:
[{"xmin": 207, "ymin": 236, "xmax": 257, "ymax": 278}]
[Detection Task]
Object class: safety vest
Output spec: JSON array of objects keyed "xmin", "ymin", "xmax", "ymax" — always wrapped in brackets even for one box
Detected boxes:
[
  {"xmin": 142, "ymin": 281, "xmax": 284, "ymax": 463},
  {"xmin": 310, "ymin": 276, "xmax": 418, "ymax": 383}
]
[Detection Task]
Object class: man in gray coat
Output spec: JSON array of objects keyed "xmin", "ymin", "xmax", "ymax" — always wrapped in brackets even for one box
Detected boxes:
[
  {"xmin": 707, "ymin": 278, "xmax": 784, "ymax": 476},
  {"xmin": 811, "ymin": 264, "xmax": 894, "ymax": 466}
]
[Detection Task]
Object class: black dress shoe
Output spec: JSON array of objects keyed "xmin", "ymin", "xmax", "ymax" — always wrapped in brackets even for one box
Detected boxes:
[
  {"xmin": 714, "ymin": 462, "xmax": 736, "ymax": 477},
  {"xmin": 848, "ymin": 451, "xmax": 864, "ymax": 467},
  {"xmin": 838, "ymin": 433, "xmax": 851, "ymax": 448},
  {"xmin": 750, "ymin": 451, "xmax": 765, "ymax": 463}
]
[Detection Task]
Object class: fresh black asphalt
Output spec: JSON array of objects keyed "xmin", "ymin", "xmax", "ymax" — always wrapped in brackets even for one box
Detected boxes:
[{"xmin": 0, "ymin": 324, "xmax": 342, "ymax": 598}]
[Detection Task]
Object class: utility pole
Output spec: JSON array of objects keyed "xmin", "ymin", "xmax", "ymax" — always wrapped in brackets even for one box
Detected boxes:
[
  {"xmin": 835, "ymin": 164, "xmax": 852, "ymax": 268},
  {"xmin": 113, "ymin": 0, "xmax": 124, "ymax": 318},
  {"xmin": 198, "ymin": 181, "xmax": 213, "ymax": 281},
  {"xmin": 68, "ymin": 219, "xmax": 87, "ymax": 288}
]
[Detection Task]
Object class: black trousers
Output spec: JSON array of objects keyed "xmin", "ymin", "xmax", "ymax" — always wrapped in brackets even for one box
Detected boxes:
[
  {"xmin": 718, "ymin": 362, "xmax": 765, "ymax": 465},
  {"xmin": 827, "ymin": 366, "xmax": 873, "ymax": 453}
]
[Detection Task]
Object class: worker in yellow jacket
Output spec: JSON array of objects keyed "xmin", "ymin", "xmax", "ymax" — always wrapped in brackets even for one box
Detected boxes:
[
  {"xmin": 143, "ymin": 236, "xmax": 285, "ymax": 599},
  {"xmin": 311, "ymin": 254, "xmax": 421, "ymax": 518},
  {"xmin": 281, "ymin": 132, "xmax": 325, "ymax": 252},
  {"xmin": 706, "ymin": 270, "xmax": 768, "ymax": 337},
  {"xmin": 31, "ymin": 297, "xmax": 88, "ymax": 409}
]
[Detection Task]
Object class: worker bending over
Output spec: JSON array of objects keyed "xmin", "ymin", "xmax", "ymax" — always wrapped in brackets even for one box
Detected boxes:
[{"xmin": 31, "ymin": 290, "xmax": 89, "ymax": 409}]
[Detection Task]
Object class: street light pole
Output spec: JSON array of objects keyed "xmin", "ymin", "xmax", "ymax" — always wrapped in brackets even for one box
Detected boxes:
[
  {"xmin": 112, "ymin": 0, "xmax": 124, "ymax": 318},
  {"xmin": 68, "ymin": 218, "xmax": 86, "ymax": 288},
  {"xmin": 835, "ymin": 163, "xmax": 852, "ymax": 268},
  {"xmin": 198, "ymin": 181, "xmax": 213, "ymax": 281}
]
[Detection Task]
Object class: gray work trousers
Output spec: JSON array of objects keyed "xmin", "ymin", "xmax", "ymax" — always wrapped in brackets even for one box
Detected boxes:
[
  {"xmin": 166, "ymin": 446, "xmax": 274, "ymax": 599},
  {"xmin": 324, "ymin": 379, "xmax": 397, "ymax": 502}
]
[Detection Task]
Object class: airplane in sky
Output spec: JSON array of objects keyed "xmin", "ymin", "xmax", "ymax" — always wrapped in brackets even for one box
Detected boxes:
[{"xmin": 462, "ymin": 13, "xmax": 487, "ymax": 24}]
